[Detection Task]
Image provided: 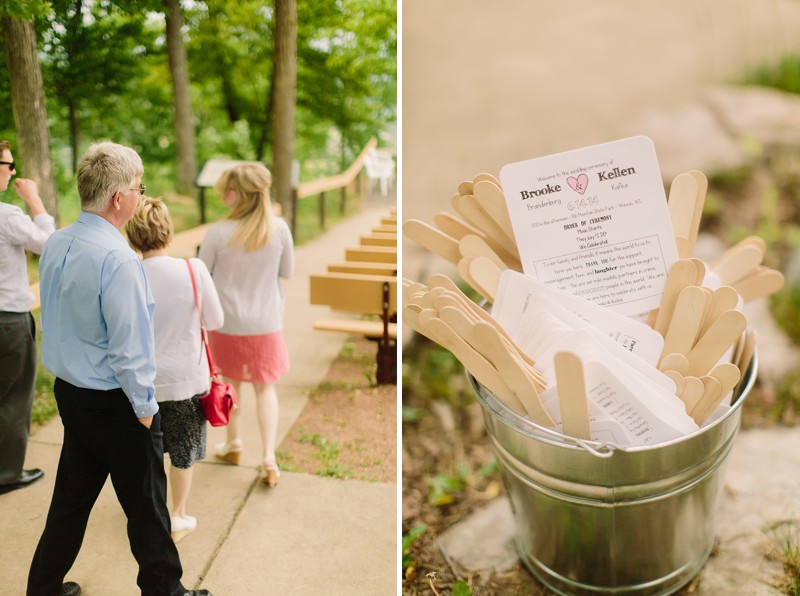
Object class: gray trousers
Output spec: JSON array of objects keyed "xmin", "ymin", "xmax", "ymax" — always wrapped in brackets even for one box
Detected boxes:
[{"xmin": 0, "ymin": 311, "xmax": 37, "ymax": 484}]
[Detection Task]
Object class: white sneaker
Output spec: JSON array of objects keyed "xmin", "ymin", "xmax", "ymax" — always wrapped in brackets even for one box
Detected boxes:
[{"xmin": 171, "ymin": 515, "xmax": 197, "ymax": 543}]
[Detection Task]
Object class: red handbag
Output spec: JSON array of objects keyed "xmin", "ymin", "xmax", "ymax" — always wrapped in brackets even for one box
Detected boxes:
[{"xmin": 187, "ymin": 261, "xmax": 237, "ymax": 426}]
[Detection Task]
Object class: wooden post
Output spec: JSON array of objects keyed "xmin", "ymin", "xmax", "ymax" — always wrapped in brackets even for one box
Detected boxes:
[
  {"xmin": 340, "ymin": 185, "xmax": 347, "ymax": 215},
  {"xmin": 319, "ymin": 190, "xmax": 326, "ymax": 229},
  {"xmin": 291, "ymin": 187, "xmax": 298, "ymax": 236},
  {"xmin": 199, "ymin": 187, "xmax": 206, "ymax": 224}
]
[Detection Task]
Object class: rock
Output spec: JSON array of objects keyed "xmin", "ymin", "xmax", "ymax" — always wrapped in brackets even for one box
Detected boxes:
[
  {"xmin": 621, "ymin": 102, "xmax": 748, "ymax": 182},
  {"xmin": 436, "ymin": 496, "xmax": 518, "ymax": 574},
  {"xmin": 705, "ymin": 85, "xmax": 800, "ymax": 148}
]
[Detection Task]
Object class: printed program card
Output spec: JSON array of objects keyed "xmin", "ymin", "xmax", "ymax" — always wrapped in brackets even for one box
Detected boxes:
[{"xmin": 499, "ymin": 136, "xmax": 678, "ymax": 316}]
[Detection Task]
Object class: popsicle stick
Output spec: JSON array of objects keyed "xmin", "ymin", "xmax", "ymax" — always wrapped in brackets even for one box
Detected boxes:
[
  {"xmin": 739, "ymin": 235, "xmax": 766, "ymax": 256},
  {"xmin": 435, "ymin": 212, "xmax": 522, "ymax": 269},
  {"xmin": 457, "ymin": 180, "xmax": 473, "ymax": 197},
  {"xmin": 731, "ymin": 267, "xmax": 785, "ymax": 302},
  {"xmin": 686, "ymin": 170, "xmax": 708, "ymax": 253},
  {"xmin": 437, "ymin": 305, "xmax": 478, "ymax": 348},
  {"xmin": 403, "ymin": 305, "xmax": 437, "ymax": 344},
  {"xmin": 689, "ymin": 376, "xmax": 722, "ymax": 424},
  {"xmin": 680, "ymin": 376, "xmax": 705, "ymax": 413},
  {"xmin": 659, "ymin": 286, "xmax": 708, "ymax": 362},
  {"xmin": 456, "ymin": 257, "xmax": 492, "ymax": 303},
  {"xmin": 473, "ymin": 180, "xmax": 516, "ymax": 247},
  {"xmin": 425, "ymin": 317, "xmax": 526, "ymax": 416},
  {"xmin": 675, "ymin": 236, "xmax": 692, "ymax": 259},
  {"xmin": 654, "ymin": 259, "xmax": 699, "ymax": 336},
  {"xmin": 699, "ymin": 286, "xmax": 739, "ymax": 337},
  {"xmin": 667, "ymin": 173, "xmax": 698, "ymax": 241},
  {"xmin": 473, "ymin": 172, "xmax": 502, "ymax": 188},
  {"xmin": 473, "ymin": 322, "xmax": 554, "ymax": 425},
  {"xmin": 449, "ymin": 194, "xmax": 463, "ymax": 217},
  {"xmin": 686, "ymin": 310, "xmax": 747, "ymax": 377},
  {"xmin": 710, "ymin": 362, "xmax": 741, "ymax": 397},
  {"xmin": 459, "ymin": 234, "xmax": 511, "ymax": 272},
  {"xmin": 663, "ymin": 369, "xmax": 685, "ymax": 395},
  {"xmin": 658, "ymin": 352, "xmax": 689, "ymax": 375},
  {"xmin": 468, "ymin": 256, "xmax": 503, "ymax": 303},
  {"xmin": 689, "ymin": 258, "xmax": 706, "ymax": 286},
  {"xmin": 457, "ymin": 194, "xmax": 520, "ymax": 258},
  {"xmin": 427, "ymin": 275, "xmax": 538, "ymax": 367},
  {"xmin": 434, "ymin": 292, "xmax": 541, "ymax": 373},
  {"xmin": 733, "ymin": 330, "xmax": 756, "ymax": 394},
  {"xmin": 403, "ymin": 219, "xmax": 461, "ymax": 263},
  {"xmin": 691, "ymin": 364, "xmax": 739, "ymax": 424},
  {"xmin": 554, "ymin": 351, "xmax": 592, "ymax": 440},
  {"xmin": 433, "ymin": 211, "xmax": 484, "ymax": 240},
  {"xmin": 669, "ymin": 174, "xmax": 697, "ymax": 260},
  {"xmin": 712, "ymin": 244, "xmax": 763, "ymax": 285}
]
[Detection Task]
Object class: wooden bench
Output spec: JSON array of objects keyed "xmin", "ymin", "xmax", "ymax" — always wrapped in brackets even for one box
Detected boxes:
[
  {"xmin": 309, "ymin": 272, "xmax": 397, "ymax": 384},
  {"xmin": 359, "ymin": 233, "xmax": 397, "ymax": 248},
  {"xmin": 345, "ymin": 246, "xmax": 397, "ymax": 263},
  {"xmin": 327, "ymin": 261, "xmax": 397, "ymax": 276}
]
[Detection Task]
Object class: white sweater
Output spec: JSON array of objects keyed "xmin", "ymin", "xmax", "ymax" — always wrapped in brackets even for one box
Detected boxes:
[
  {"xmin": 142, "ymin": 256, "xmax": 224, "ymax": 402},
  {"xmin": 198, "ymin": 217, "xmax": 294, "ymax": 335}
]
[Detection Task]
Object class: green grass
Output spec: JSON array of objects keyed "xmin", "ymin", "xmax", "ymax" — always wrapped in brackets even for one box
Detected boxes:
[{"xmin": 297, "ymin": 428, "xmax": 356, "ymax": 479}]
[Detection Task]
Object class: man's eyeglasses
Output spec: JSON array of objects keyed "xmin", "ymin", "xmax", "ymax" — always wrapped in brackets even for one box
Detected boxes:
[
  {"xmin": 128, "ymin": 184, "xmax": 146, "ymax": 196},
  {"xmin": 0, "ymin": 161, "xmax": 15, "ymax": 171}
]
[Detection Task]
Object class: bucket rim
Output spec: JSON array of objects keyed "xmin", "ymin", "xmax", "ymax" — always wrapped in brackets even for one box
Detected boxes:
[{"xmin": 468, "ymin": 348, "xmax": 758, "ymax": 457}]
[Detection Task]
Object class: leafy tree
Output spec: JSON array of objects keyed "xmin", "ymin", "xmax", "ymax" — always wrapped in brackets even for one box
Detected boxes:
[
  {"xmin": 1, "ymin": 0, "xmax": 58, "ymax": 218},
  {"xmin": 38, "ymin": 1, "xmax": 155, "ymax": 172}
]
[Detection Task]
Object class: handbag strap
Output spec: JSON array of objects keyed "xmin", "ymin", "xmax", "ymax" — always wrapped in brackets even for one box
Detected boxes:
[{"xmin": 186, "ymin": 259, "xmax": 218, "ymax": 376}]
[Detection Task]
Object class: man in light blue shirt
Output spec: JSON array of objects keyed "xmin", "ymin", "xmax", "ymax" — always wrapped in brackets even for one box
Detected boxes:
[{"xmin": 28, "ymin": 142, "xmax": 211, "ymax": 596}]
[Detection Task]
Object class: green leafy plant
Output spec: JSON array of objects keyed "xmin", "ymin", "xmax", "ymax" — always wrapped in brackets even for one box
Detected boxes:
[
  {"xmin": 426, "ymin": 464, "xmax": 469, "ymax": 507},
  {"xmin": 402, "ymin": 523, "xmax": 427, "ymax": 574}
]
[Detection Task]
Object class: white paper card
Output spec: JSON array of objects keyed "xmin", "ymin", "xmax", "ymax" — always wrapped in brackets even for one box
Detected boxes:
[{"xmin": 500, "ymin": 136, "xmax": 678, "ymax": 315}]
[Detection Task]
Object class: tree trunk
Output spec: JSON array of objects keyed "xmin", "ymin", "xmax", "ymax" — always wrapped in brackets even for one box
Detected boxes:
[
  {"xmin": 1, "ymin": 16, "xmax": 58, "ymax": 221},
  {"xmin": 164, "ymin": 0, "xmax": 198, "ymax": 197},
  {"xmin": 271, "ymin": 0, "xmax": 297, "ymax": 223},
  {"xmin": 68, "ymin": 99, "xmax": 79, "ymax": 175}
]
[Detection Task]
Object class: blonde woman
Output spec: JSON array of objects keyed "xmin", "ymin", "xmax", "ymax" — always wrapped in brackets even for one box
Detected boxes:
[
  {"xmin": 198, "ymin": 163, "xmax": 294, "ymax": 487},
  {"xmin": 126, "ymin": 197, "xmax": 224, "ymax": 540}
]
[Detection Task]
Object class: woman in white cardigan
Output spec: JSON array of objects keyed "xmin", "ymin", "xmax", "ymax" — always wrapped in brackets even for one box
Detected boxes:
[
  {"xmin": 127, "ymin": 197, "xmax": 224, "ymax": 541},
  {"xmin": 199, "ymin": 163, "xmax": 294, "ymax": 488}
]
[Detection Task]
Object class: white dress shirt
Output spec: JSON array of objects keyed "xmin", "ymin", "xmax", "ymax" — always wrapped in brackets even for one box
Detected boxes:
[{"xmin": 0, "ymin": 202, "xmax": 55, "ymax": 312}]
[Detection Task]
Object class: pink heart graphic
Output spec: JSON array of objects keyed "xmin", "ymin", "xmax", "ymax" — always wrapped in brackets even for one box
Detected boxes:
[{"xmin": 567, "ymin": 173, "xmax": 589, "ymax": 195}]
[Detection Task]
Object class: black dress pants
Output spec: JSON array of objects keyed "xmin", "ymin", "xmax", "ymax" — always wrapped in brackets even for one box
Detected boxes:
[
  {"xmin": 27, "ymin": 379, "xmax": 186, "ymax": 596},
  {"xmin": 0, "ymin": 311, "xmax": 37, "ymax": 485}
]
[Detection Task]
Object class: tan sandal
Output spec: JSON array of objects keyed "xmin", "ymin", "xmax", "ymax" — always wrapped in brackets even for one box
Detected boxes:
[
  {"xmin": 263, "ymin": 460, "xmax": 280, "ymax": 487},
  {"xmin": 215, "ymin": 440, "xmax": 243, "ymax": 465}
]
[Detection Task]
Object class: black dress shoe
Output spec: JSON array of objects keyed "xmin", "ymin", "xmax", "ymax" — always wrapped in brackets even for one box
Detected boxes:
[
  {"xmin": 61, "ymin": 581, "xmax": 81, "ymax": 596},
  {"xmin": 0, "ymin": 468, "xmax": 44, "ymax": 494}
]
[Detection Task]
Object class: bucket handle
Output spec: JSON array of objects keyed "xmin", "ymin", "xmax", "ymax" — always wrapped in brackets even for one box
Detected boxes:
[{"xmin": 576, "ymin": 439, "xmax": 617, "ymax": 458}]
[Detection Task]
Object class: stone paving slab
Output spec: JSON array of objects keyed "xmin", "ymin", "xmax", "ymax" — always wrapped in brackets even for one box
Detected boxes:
[
  {"xmin": 0, "ymin": 198, "xmax": 398, "ymax": 595},
  {"xmin": 204, "ymin": 473, "xmax": 397, "ymax": 596}
]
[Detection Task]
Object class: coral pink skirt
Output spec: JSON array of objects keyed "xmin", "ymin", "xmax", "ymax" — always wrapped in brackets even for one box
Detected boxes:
[{"xmin": 208, "ymin": 330, "xmax": 290, "ymax": 384}]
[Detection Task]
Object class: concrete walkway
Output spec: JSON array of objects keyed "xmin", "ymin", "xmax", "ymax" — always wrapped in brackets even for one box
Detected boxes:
[{"xmin": 0, "ymin": 195, "xmax": 397, "ymax": 595}]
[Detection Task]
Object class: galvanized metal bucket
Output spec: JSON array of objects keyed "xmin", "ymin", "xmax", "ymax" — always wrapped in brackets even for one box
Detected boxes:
[{"xmin": 469, "ymin": 353, "xmax": 757, "ymax": 595}]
